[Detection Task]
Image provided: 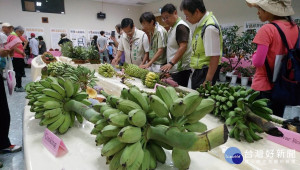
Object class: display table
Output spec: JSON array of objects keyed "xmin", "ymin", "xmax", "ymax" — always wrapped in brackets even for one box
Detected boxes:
[
  {"xmin": 95, "ymin": 73, "xmax": 300, "ymax": 170},
  {"xmin": 23, "ymin": 105, "xmax": 239, "ymax": 170}
]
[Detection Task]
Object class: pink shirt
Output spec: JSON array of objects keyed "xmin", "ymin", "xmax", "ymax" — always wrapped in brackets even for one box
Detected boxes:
[
  {"xmin": 7, "ymin": 35, "xmax": 24, "ymax": 58},
  {"xmin": 252, "ymin": 20, "xmax": 299, "ymax": 91}
]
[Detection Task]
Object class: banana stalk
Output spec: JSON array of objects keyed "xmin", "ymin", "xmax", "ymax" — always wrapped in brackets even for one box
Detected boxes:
[
  {"xmin": 146, "ymin": 125, "xmax": 228, "ymax": 151},
  {"xmin": 64, "ymin": 100, "xmax": 101, "ymax": 124},
  {"xmin": 245, "ymin": 107, "xmax": 283, "ymax": 137}
]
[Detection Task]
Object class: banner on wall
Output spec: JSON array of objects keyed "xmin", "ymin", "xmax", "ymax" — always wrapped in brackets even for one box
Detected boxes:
[
  {"xmin": 50, "ymin": 28, "xmax": 68, "ymax": 50},
  {"xmin": 25, "ymin": 27, "xmax": 44, "ymax": 40},
  {"xmin": 69, "ymin": 29, "xmax": 87, "ymax": 47},
  {"xmin": 88, "ymin": 30, "xmax": 101, "ymax": 44},
  {"xmin": 244, "ymin": 21, "xmax": 266, "ymax": 31}
]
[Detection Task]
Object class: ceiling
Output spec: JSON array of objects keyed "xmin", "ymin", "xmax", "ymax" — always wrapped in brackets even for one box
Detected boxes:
[{"xmin": 92, "ymin": 0, "xmax": 160, "ymax": 6}]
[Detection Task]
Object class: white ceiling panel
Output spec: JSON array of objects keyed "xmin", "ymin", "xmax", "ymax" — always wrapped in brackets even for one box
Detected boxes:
[{"xmin": 92, "ymin": 0, "xmax": 160, "ymax": 6}]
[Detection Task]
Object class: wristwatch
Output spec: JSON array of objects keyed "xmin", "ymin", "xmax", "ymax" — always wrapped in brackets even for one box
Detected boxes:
[{"xmin": 169, "ymin": 61, "xmax": 175, "ymax": 66}]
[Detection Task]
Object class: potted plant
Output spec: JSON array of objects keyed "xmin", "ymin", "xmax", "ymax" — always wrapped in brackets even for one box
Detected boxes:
[
  {"xmin": 41, "ymin": 52, "xmax": 57, "ymax": 64},
  {"xmin": 219, "ymin": 62, "xmax": 231, "ymax": 82},
  {"xmin": 236, "ymin": 66, "xmax": 256, "ymax": 86},
  {"xmin": 61, "ymin": 41, "xmax": 74, "ymax": 58},
  {"xmin": 72, "ymin": 46, "xmax": 88, "ymax": 64},
  {"xmin": 85, "ymin": 46, "xmax": 100, "ymax": 64},
  {"xmin": 230, "ymin": 70, "xmax": 238, "ymax": 85},
  {"xmin": 222, "ymin": 26, "xmax": 256, "ymax": 74}
]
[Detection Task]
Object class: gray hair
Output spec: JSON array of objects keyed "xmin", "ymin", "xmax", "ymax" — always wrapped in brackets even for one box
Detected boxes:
[{"xmin": 14, "ymin": 26, "xmax": 24, "ymax": 32}]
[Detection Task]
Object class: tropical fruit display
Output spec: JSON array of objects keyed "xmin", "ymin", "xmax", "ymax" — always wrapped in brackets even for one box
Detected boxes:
[
  {"xmin": 98, "ymin": 63, "xmax": 116, "ymax": 78},
  {"xmin": 197, "ymin": 82, "xmax": 283, "ymax": 143},
  {"xmin": 45, "ymin": 62, "xmax": 97, "ymax": 90},
  {"xmin": 25, "ymin": 76, "xmax": 101, "ymax": 134},
  {"xmin": 90, "ymin": 86, "xmax": 228, "ymax": 170}
]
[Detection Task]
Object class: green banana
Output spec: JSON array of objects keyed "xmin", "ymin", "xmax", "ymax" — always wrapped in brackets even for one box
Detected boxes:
[
  {"xmin": 156, "ymin": 86, "xmax": 173, "ymax": 109},
  {"xmin": 37, "ymin": 95, "xmax": 61, "ymax": 102},
  {"xmin": 43, "ymin": 100, "xmax": 62, "ymax": 109},
  {"xmin": 172, "ymin": 147, "xmax": 191, "ymax": 170},
  {"xmin": 51, "ymin": 82, "xmax": 66, "ymax": 98},
  {"xmin": 95, "ymin": 133, "xmax": 111, "ymax": 146},
  {"xmin": 74, "ymin": 92, "xmax": 89, "ymax": 101},
  {"xmin": 44, "ymin": 108, "xmax": 62, "ymax": 118},
  {"xmin": 149, "ymin": 95, "xmax": 169, "ymax": 118},
  {"xmin": 41, "ymin": 113, "xmax": 63, "ymax": 125},
  {"xmin": 101, "ymin": 125, "xmax": 121, "ymax": 137},
  {"xmin": 42, "ymin": 89, "xmax": 63, "ymax": 101},
  {"xmin": 75, "ymin": 113, "xmax": 83, "ymax": 124},
  {"xmin": 58, "ymin": 112, "xmax": 71, "ymax": 134},
  {"xmin": 47, "ymin": 114, "xmax": 65, "ymax": 132},
  {"xmin": 141, "ymin": 149, "xmax": 151, "ymax": 170},
  {"xmin": 120, "ymin": 141, "xmax": 143, "ymax": 167},
  {"xmin": 243, "ymin": 129, "xmax": 254, "ymax": 143},
  {"xmin": 103, "ymin": 109, "xmax": 120, "ymax": 119},
  {"xmin": 166, "ymin": 86, "xmax": 178, "ymax": 102},
  {"xmin": 117, "ymin": 126, "xmax": 142, "ymax": 143},
  {"xmin": 101, "ymin": 138, "xmax": 126, "ymax": 157},
  {"xmin": 64, "ymin": 79, "xmax": 74, "ymax": 98},
  {"xmin": 108, "ymin": 113, "xmax": 129, "ymax": 127},
  {"xmin": 128, "ymin": 88, "xmax": 149, "ymax": 112},
  {"xmin": 121, "ymin": 88, "xmax": 129, "ymax": 99},
  {"xmin": 248, "ymin": 127, "xmax": 262, "ymax": 141},
  {"xmin": 148, "ymin": 143, "xmax": 166, "ymax": 164},
  {"xmin": 233, "ymin": 127, "xmax": 241, "ymax": 141},
  {"xmin": 109, "ymin": 149, "xmax": 124, "ymax": 170},
  {"xmin": 170, "ymin": 98, "xmax": 186, "ymax": 117},
  {"xmin": 94, "ymin": 119, "xmax": 109, "ymax": 131},
  {"xmin": 248, "ymin": 91, "xmax": 260, "ymax": 103},
  {"xmin": 116, "ymin": 99, "xmax": 142, "ymax": 114},
  {"xmin": 183, "ymin": 91, "xmax": 203, "ymax": 116},
  {"xmin": 127, "ymin": 148, "xmax": 144, "ymax": 170},
  {"xmin": 186, "ymin": 98, "xmax": 215, "ymax": 123},
  {"xmin": 128, "ymin": 109, "xmax": 146, "ymax": 127},
  {"xmin": 185, "ymin": 122, "xmax": 207, "ymax": 133},
  {"xmin": 151, "ymin": 117, "xmax": 169, "ymax": 126}
]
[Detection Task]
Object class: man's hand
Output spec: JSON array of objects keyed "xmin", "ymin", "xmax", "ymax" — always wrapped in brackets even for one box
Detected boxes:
[
  {"xmin": 160, "ymin": 63, "xmax": 173, "ymax": 73},
  {"xmin": 139, "ymin": 63, "xmax": 150, "ymax": 69}
]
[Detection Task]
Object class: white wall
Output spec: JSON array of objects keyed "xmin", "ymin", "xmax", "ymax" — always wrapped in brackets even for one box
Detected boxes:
[
  {"xmin": 142, "ymin": 0, "xmax": 300, "ymax": 28},
  {"xmin": 0, "ymin": 0, "xmax": 142, "ymax": 49}
]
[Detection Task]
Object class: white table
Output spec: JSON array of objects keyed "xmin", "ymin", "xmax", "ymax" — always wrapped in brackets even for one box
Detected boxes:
[{"xmin": 23, "ymin": 105, "xmax": 238, "ymax": 170}]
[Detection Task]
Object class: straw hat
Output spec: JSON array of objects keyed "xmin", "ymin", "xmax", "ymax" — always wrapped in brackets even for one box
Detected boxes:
[{"xmin": 246, "ymin": 0, "xmax": 294, "ymax": 16}]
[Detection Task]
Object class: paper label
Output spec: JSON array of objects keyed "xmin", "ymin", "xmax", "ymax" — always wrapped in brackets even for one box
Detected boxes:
[
  {"xmin": 42, "ymin": 129, "xmax": 68, "ymax": 157},
  {"xmin": 267, "ymin": 127, "xmax": 300, "ymax": 152}
]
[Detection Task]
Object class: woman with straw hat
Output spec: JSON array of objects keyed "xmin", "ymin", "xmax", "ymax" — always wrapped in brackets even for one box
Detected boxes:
[{"xmin": 246, "ymin": 0, "xmax": 298, "ymax": 117}]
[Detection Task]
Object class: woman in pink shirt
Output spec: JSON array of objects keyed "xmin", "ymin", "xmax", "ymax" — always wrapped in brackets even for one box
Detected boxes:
[
  {"xmin": 246, "ymin": 0, "xmax": 298, "ymax": 117},
  {"xmin": 7, "ymin": 26, "xmax": 26, "ymax": 92}
]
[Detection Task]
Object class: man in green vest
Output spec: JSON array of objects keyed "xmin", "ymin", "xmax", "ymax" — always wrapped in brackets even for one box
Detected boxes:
[
  {"xmin": 181, "ymin": 0, "xmax": 223, "ymax": 89},
  {"xmin": 160, "ymin": 4, "xmax": 192, "ymax": 87}
]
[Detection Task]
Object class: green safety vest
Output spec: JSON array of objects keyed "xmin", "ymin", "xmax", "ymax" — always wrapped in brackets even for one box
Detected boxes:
[{"xmin": 190, "ymin": 12, "xmax": 223, "ymax": 69}]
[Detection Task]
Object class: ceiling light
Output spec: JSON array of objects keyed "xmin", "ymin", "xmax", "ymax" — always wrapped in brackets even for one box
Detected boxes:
[{"xmin": 36, "ymin": 2, "xmax": 42, "ymax": 6}]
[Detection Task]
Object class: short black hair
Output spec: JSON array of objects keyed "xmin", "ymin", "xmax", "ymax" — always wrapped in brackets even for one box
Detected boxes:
[
  {"xmin": 93, "ymin": 35, "xmax": 98, "ymax": 40},
  {"xmin": 115, "ymin": 24, "xmax": 121, "ymax": 32},
  {"xmin": 180, "ymin": 0, "xmax": 206, "ymax": 14},
  {"xmin": 38, "ymin": 36, "xmax": 43, "ymax": 40},
  {"xmin": 161, "ymin": 4, "xmax": 177, "ymax": 14},
  {"xmin": 139, "ymin": 12, "xmax": 156, "ymax": 25},
  {"xmin": 121, "ymin": 18, "xmax": 134, "ymax": 29},
  {"xmin": 100, "ymin": 31, "xmax": 105, "ymax": 35}
]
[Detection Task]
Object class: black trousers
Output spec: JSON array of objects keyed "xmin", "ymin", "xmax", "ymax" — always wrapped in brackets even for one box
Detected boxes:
[
  {"xmin": 12, "ymin": 58, "xmax": 24, "ymax": 88},
  {"xmin": 171, "ymin": 69, "xmax": 192, "ymax": 87},
  {"xmin": 257, "ymin": 90, "xmax": 286, "ymax": 118},
  {"xmin": 191, "ymin": 65, "xmax": 221, "ymax": 90},
  {"xmin": 0, "ymin": 75, "xmax": 11, "ymax": 149}
]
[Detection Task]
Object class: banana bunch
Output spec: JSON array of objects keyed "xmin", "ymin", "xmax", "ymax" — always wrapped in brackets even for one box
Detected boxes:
[
  {"xmin": 144, "ymin": 72, "xmax": 159, "ymax": 88},
  {"xmin": 47, "ymin": 62, "xmax": 75, "ymax": 77},
  {"xmin": 123, "ymin": 63, "xmax": 149, "ymax": 79},
  {"xmin": 197, "ymin": 82, "xmax": 277, "ymax": 142},
  {"xmin": 25, "ymin": 76, "xmax": 89, "ymax": 134},
  {"xmin": 90, "ymin": 86, "xmax": 227, "ymax": 170},
  {"xmin": 98, "ymin": 63, "xmax": 116, "ymax": 78}
]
